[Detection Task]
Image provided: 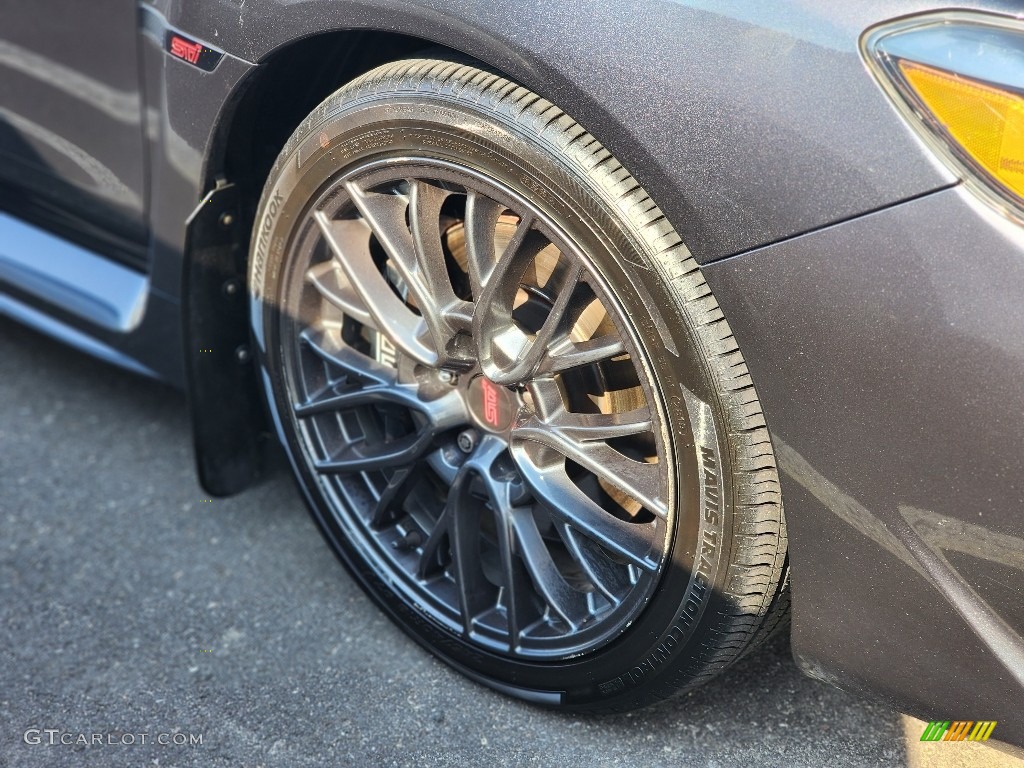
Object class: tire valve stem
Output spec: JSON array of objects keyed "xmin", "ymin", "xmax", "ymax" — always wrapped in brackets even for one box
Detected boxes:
[{"xmin": 392, "ymin": 530, "xmax": 423, "ymax": 551}]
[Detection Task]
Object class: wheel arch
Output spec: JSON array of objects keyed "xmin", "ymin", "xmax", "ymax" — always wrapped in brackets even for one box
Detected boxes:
[
  {"xmin": 184, "ymin": 29, "xmax": 488, "ymax": 496},
  {"xmin": 205, "ymin": 29, "xmax": 456, "ymax": 232}
]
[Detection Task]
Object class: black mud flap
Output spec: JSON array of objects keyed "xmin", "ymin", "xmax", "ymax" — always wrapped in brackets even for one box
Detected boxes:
[{"xmin": 183, "ymin": 182, "xmax": 265, "ymax": 496}]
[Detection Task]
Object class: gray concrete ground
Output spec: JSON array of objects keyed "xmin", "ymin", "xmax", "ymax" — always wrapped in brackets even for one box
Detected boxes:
[{"xmin": 0, "ymin": 316, "xmax": 1019, "ymax": 768}]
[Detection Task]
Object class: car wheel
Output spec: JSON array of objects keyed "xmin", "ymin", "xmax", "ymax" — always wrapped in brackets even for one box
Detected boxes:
[{"xmin": 249, "ymin": 56, "xmax": 788, "ymax": 710}]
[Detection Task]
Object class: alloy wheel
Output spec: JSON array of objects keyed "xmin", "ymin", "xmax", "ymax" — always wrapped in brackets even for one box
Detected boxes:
[{"xmin": 277, "ymin": 160, "xmax": 675, "ymax": 659}]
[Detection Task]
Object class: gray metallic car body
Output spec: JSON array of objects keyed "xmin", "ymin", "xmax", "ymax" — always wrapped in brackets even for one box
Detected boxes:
[{"xmin": 1, "ymin": 0, "xmax": 1022, "ymax": 745}]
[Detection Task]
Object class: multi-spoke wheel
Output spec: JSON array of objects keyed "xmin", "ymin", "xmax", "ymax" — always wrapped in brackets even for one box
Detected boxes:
[
  {"xmin": 286, "ymin": 167, "xmax": 671, "ymax": 658},
  {"xmin": 250, "ymin": 57, "xmax": 788, "ymax": 709}
]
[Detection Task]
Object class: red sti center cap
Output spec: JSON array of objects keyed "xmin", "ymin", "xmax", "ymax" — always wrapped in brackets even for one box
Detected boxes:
[{"xmin": 466, "ymin": 375, "xmax": 517, "ymax": 432}]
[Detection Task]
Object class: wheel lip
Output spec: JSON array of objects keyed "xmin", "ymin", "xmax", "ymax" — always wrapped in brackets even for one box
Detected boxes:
[{"xmin": 258, "ymin": 150, "xmax": 682, "ymax": 662}]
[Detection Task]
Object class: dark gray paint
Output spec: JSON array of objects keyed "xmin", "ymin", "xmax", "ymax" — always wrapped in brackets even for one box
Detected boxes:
[
  {"xmin": 0, "ymin": 0, "xmax": 148, "ymax": 245},
  {"xmin": 138, "ymin": 16, "xmax": 251, "ymax": 296},
  {"xmin": 703, "ymin": 185, "xmax": 1024, "ymax": 746},
  {"xmin": 156, "ymin": 0, "xmax": 969, "ymax": 264}
]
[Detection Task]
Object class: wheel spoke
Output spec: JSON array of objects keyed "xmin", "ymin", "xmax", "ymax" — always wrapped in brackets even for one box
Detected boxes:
[
  {"xmin": 493, "ymin": 506, "xmax": 538, "ymax": 649},
  {"xmin": 539, "ymin": 334, "xmax": 626, "ymax": 373},
  {"xmin": 473, "ymin": 215, "xmax": 560, "ymax": 384},
  {"xmin": 295, "ymin": 381, "xmax": 464, "ymax": 427},
  {"xmin": 416, "ymin": 437, "xmax": 509, "ymax": 625},
  {"xmin": 468, "ymin": 213, "xmax": 612, "ymax": 385},
  {"xmin": 300, "ymin": 326, "xmax": 395, "ymax": 387},
  {"xmin": 463, "ymin": 189, "xmax": 505, "ymax": 300},
  {"xmin": 344, "ymin": 180, "xmax": 472, "ymax": 360},
  {"xmin": 491, "ymin": 266, "xmax": 585, "ymax": 384},
  {"xmin": 295, "ymin": 383, "xmax": 424, "ymax": 417},
  {"xmin": 408, "ymin": 180, "xmax": 475, "ymax": 337},
  {"xmin": 461, "ymin": 438, "xmax": 544, "ymax": 642},
  {"xmin": 557, "ymin": 522, "xmax": 632, "ymax": 604},
  {"xmin": 447, "ymin": 470, "xmax": 495, "ymax": 635},
  {"xmin": 510, "ymin": 441, "xmax": 661, "ymax": 570},
  {"xmin": 370, "ymin": 467, "xmax": 416, "ymax": 528},
  {"xmin": 423, "ymin": 436, "xmax": 591, "ymax": 640},
  {"xmin": 297, "ymin": 328, "xmax": 465, "ymax": 475},
  {"xmin": 416, "ymin": 502, "xmax": 451, "ymax": 581},
  {"xmin": 306, "ymin": 261, "xmax": 374, "ymax": 328},
  {"xmin": 464, "ymin": 438, "xmax": 588, "ymax": 637},
  {"xmin": 513, "ymin": 401, "xmax": 667, "ymax": 518},
  {"xmin": 314, "ymin": 210, "xmax": 437, "ymax": 366},
  {"xmin": 343, "ymin": 181, "xmax": 423, "ymax": 294},
  {"xmin": 314, "ymin": 428, "xmax": 438, "ymax": 474},
  {"xmin": 510, "ymin": 507, "xmax": 591, "ymax": 629}
]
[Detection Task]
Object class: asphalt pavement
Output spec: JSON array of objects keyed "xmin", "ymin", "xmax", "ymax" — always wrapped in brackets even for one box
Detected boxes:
[{"xmin": 1, "ymin": 315, "xmax": 1020, "ymax": 768}]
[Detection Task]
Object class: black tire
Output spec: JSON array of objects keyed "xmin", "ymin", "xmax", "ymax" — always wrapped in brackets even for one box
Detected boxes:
[{"xmin": 248, "ymin": 56, "xmax": 788, "ymax": 711}]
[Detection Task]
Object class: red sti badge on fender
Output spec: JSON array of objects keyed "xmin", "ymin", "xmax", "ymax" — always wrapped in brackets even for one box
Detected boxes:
[
  {"xmin": 161, "ymin": 29, "xmax": 223, "ymax": 72},
  {"xmin": 169, "ymin": 35, "xmax": 203, "ymax": 65}
]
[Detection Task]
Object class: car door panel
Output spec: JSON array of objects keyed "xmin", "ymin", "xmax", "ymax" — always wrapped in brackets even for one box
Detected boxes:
[{"xmin": 0, "ymin": 0, "xmax": 148, "ymax": 259}]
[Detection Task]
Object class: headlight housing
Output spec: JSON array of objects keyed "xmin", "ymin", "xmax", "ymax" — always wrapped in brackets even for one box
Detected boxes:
[{"xmin": 863, "ymin": 11, "xmax": 1024, "ymax": 221}]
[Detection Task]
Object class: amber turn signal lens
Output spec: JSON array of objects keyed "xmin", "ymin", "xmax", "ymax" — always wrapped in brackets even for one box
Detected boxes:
[{"xmin": 899, "ymin": 60, "xmax": 1024, "ymax": 201}]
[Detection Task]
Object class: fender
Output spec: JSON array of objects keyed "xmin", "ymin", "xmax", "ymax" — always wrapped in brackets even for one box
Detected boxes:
[{"xmin": 154, "ymin": 0, "xmax": 961, "ymax": 264}]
